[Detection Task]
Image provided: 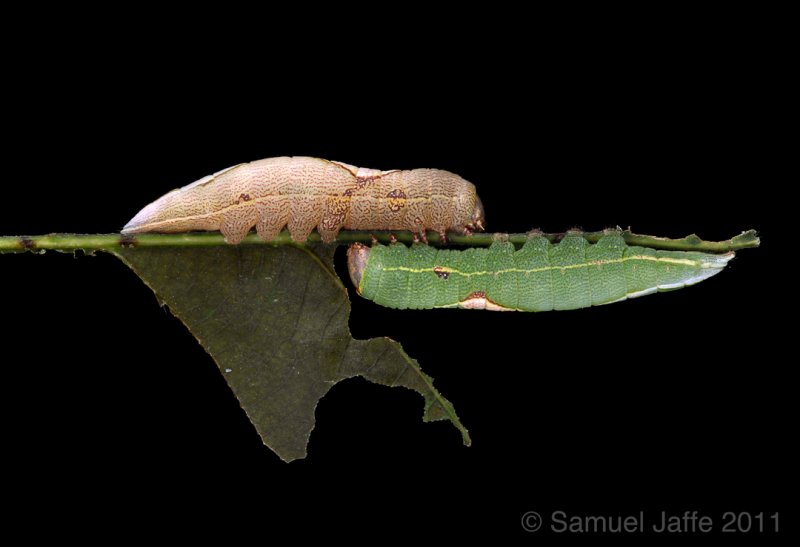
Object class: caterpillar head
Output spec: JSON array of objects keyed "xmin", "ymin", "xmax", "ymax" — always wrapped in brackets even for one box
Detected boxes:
[
  {"xmin": 468, "ymin": 196, "xmax": 485, "ymax": 232},
  {"xmin": 347, "ymin": 243, "xmax": 370, "ymax": 294}
]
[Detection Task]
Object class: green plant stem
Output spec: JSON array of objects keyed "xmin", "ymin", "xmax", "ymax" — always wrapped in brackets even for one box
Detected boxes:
[{"xmin": 0, "ymin": 229, "xmax": 760, "ymax": 254}]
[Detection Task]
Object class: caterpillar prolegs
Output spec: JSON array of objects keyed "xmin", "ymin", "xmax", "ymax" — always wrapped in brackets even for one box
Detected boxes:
[
  {"xmin": 347, "ymin": 234, "xmax": 733, "ymax": 311},
  {"xmin": 122, "ymin": 156, "xmax": 485, "ymax": 243}
]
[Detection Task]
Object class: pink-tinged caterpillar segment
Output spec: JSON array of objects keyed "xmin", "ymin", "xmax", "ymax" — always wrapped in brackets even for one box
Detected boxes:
[{"xmin": 122, "ymin": 156, "xmax": 486, "ymax": 244}]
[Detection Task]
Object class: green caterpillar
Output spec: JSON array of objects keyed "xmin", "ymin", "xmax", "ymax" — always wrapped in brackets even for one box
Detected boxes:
[{"xmin": 347, "ymin": 233, "xmax": 733, "ymax": 311}]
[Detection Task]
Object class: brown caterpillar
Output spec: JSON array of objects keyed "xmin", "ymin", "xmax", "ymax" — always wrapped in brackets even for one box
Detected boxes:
[{"xmin": 122, "ymin": 156, "xmax": 485, "ymax": 244}]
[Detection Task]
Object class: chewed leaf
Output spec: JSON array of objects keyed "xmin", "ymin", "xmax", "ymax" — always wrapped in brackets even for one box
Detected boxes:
[{"xmin": 111, "ymin": 243, "xmax": 469, "ymax": 462}]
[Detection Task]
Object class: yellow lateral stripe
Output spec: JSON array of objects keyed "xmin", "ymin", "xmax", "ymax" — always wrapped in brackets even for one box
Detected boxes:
[{"xmin": 382, "ymin": 254, "xmax": 701, "ymax": 276}]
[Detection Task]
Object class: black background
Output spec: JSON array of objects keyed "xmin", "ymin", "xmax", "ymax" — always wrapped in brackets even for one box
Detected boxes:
[{"xmin": 0, "ymin": 10, "xmax": 791, "ymax": 540}]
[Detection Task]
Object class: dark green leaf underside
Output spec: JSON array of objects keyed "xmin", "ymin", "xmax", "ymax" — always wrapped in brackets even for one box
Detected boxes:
[{"xmin": 112, "ymin": 244, "xmax": 469, "ymax": 462}]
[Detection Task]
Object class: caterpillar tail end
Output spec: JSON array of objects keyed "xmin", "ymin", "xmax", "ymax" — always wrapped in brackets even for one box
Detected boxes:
[
  {"xmin": 121, "ymin": 215, "xmax": 142, "ymax": 234},
  {"xmin": 120, "ymin": 221, "xmax": 142, "ymax": 235},
  {"xmin": 347, "ymin": 243, "xmax": 371, "ymax": 295},
  {"xmin": 121, "ymin": 199, "xmax": 165, "ymax": 234},
  {"xmin": 639, "ymin": 251, "xmax": 735, "ymax": 297},
  {"xmin": 690, "ymin": 251, "xmax": 735, "ymax": 285}
]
